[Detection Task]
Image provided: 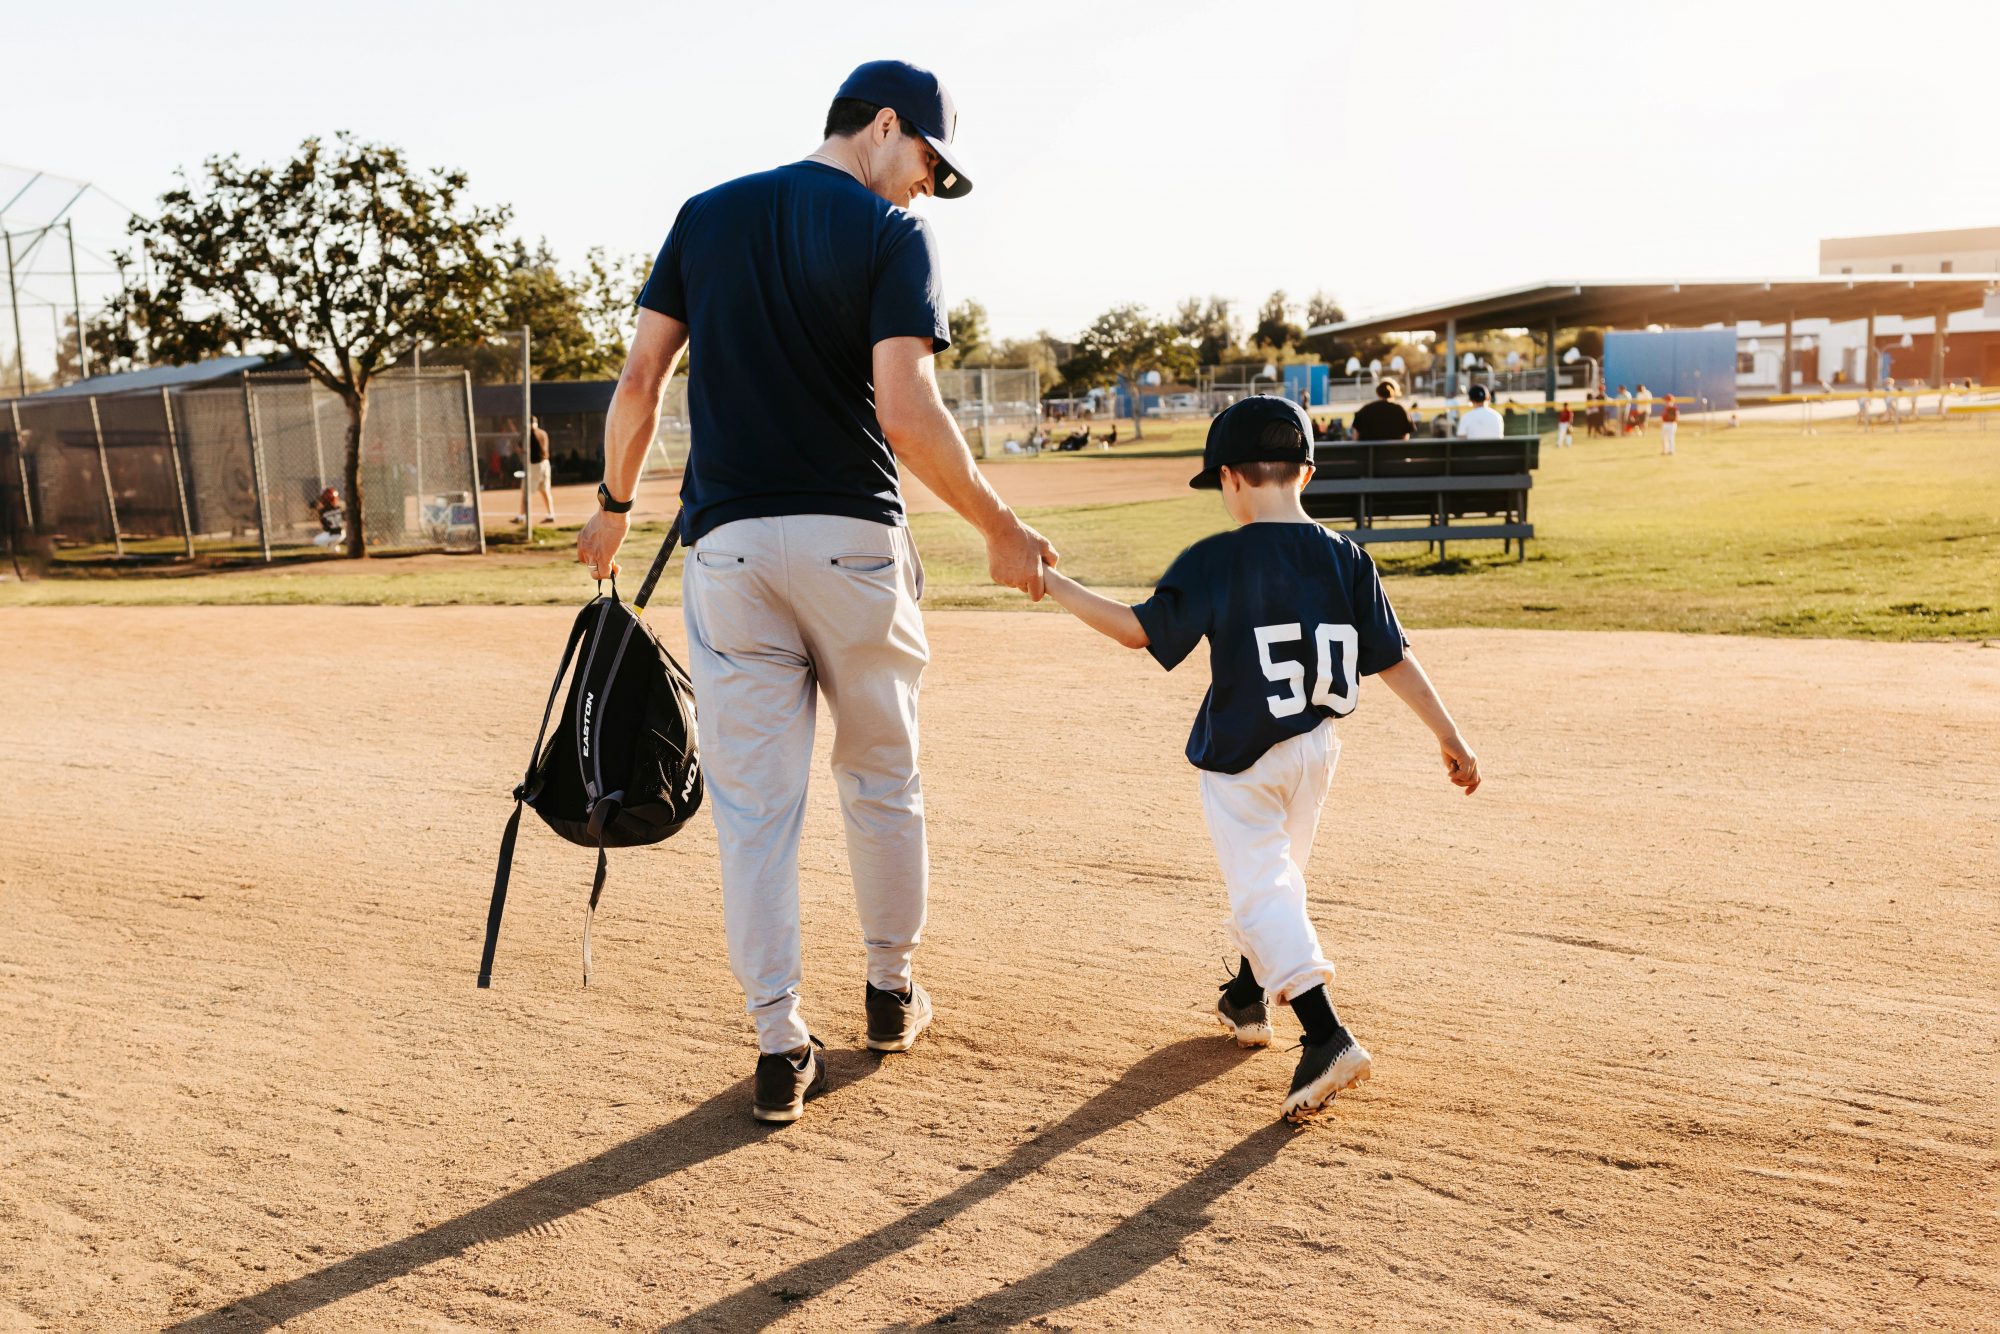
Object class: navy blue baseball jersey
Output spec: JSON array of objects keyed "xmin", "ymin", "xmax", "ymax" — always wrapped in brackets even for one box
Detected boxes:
[
  {"xmin": 638, "ymin": 161, "xmax": 950, "ymax": 545},
  {"xmin": 1131, "ymin": 522, "xmax": 1409, "ymax": 774}
]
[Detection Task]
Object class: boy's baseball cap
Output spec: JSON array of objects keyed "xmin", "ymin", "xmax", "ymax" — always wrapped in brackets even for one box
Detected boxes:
[
  {"xmin": 1189, "ymin": 395, "xmax": 1316, "ymax": 489},
  {"xmin": 835, "ymin": 60, "xmax": 972, "ymax": 199}
]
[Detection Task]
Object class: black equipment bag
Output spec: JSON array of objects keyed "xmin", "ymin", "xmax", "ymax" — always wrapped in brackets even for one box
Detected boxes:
[{"xmin": 478, "ymin": 514, "xmax": 702, "ymax": 987}]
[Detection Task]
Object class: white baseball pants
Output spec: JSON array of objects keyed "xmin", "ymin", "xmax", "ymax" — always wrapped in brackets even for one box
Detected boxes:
[
  {"xmin": 682, "ymin": 514, "xmax": 929, "ymax": 1054},
  {"xmin": 1661, "ymin": 421, "xmax": 1677, "ymax": 453},
  {"xmin": 1198, "ymin": 719, "xmax": 1339, "ymax": 1005},
  {"xmin": 1556, "ymin": 422, "xmax": 1573, "ymax": 447}
]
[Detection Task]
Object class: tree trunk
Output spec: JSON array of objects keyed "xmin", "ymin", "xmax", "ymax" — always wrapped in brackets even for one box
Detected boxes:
[
  {"xmin": 1125, "ymin": 371, "xmax": 1145, "ymax": 441},
  {"xmin": 341, "ymin": 389, "xmax": 368, "ymax": 558}
]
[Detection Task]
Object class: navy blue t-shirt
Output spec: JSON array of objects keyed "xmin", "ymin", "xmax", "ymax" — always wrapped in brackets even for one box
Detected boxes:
[
  {"xmin": 638, "ymin": 161, "xmax": 950, "ymax": 544},
  {"xmin": 1131, "ymin": 523, "xmax": 1409, "ymax": 774}
]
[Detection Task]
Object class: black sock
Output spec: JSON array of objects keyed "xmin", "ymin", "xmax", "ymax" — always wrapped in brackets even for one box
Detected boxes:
[
  {"xmin": 1225, "ymin": 955, "xmax": 1262, "ymax": 1005},
  {"xmin": 1291, "ymin": 985, "xmax": 1344, "ymax": 1048}
]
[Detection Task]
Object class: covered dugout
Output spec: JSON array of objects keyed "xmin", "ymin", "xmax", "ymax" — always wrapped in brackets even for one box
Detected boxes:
[{"xmin": 1307, "ymin": 274, "xmax": 2000, "ymax": 399}]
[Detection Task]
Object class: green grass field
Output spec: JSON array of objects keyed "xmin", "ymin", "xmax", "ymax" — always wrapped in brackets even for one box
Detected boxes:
[{"xmin": 5, "ymin": 423, "xmax": 1996, "ymax": 641}]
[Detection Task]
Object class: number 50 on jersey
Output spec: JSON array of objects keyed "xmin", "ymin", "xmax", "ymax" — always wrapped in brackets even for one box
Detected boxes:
[{"xmin": 1254, "ymin": 623, "xmax": 1358, "ymax": 719}]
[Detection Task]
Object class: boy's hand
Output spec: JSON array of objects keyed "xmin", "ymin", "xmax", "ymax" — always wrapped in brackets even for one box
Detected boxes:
[{"xmin": 1440, "ymin": 733, "xmax": 1480, "ymax": 794}]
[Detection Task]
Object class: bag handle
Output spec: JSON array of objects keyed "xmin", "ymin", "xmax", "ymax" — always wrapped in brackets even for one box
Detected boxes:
[
  {"xmin": 477, "ymin": 605, "xmax": 595, "ymax": 989},
  {"xmin": 633, "ymin": 508, "xmax": 685, "ymax": 612}
]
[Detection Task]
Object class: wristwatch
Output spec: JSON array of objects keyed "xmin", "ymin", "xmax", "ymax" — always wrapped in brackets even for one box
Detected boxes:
[{"xmin": 596, "ymin": 482, "xmax": 634, "ymax": 514}]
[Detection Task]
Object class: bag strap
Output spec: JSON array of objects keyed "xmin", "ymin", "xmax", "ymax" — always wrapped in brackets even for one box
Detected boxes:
[
  {"xmin": 633, "ymin": 508, "xmax": 685, "ymax": 612},
  {"xmin": 581, "ymin": 843, "xmax": 608, "ymax": 986},
  {"xmin": 477, "ymin": 606, "xmax": 596, "ymax": 989}
]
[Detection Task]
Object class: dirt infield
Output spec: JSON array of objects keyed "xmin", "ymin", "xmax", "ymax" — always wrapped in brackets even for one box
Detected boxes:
[{"xmin": 1, "ymin": 608, "xmax": 1994, "ymax": 1329}]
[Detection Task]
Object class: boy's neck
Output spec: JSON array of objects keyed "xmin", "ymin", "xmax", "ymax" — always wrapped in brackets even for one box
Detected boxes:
[{"xmin": 1236, "ymin": 487, "xmax": 1316, "ymax": 526}]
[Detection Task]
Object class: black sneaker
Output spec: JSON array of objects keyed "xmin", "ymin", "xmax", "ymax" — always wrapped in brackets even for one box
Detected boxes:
[
  {"xmin": 1281, "ymin": 1030, "xmax": 1372, "ymax": 1122},
  {"xmin": 752, "ymin": 1036, "xmax": 828, "ymax": 1123},
  {"xmin": 1215, "ymin": 981, "xmax": 1273, "ymax": 1048},
  {"xmin": 864, "ymin": 982, "xmax": 933, "ymax": 1053}
]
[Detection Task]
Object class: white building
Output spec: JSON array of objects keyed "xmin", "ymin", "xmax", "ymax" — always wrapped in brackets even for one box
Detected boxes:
[{"xmin": 1735, "ymin": 227, "xmax": 2000, "ymax": 389}]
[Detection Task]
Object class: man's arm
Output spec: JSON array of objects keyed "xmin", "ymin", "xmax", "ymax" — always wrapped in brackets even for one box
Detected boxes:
[
  {"xmin": 1042, "ymin": 566, "xmax": 1148, "ymax": 649},
  {"xmin": 874, "ymin": 336, "xmax": 1057, "ymax": 599},
  {"xmin": 577, "ymin": 308, "xmax": 688, "ymax": 579},
  {"xmin": 1375, "ymin": 654, "xmax": 1480, "ymax": 794}
]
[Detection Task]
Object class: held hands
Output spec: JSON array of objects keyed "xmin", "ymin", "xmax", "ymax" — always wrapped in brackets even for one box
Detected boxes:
[
  {"xmin": 1439, "ymin": 732, "xmax": 1481, "ymax": 795},
  {"xmin": 986, "ymin": 517, "xmax": 1059, "ymax": 601},
  {"xmin": 576, "ymin": 510, "xmax": 630, "ymax": 581}
]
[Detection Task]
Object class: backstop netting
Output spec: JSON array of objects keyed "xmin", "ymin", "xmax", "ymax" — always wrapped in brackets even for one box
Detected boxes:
[{"xmin": 0, "ymin": 370, "xmax": 482, "ymax": 559}]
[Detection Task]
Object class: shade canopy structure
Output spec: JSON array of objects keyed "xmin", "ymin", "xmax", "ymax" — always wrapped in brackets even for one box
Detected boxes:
[{"xmin": 1308, "ymin": 275, "xmax": 2000, "ymax": 340}]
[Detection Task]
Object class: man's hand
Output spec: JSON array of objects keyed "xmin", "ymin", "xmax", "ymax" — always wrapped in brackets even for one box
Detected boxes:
[
  {"xmin": 986, "ymin": 519, "xmax": 1058, "ymax": 600},
  {"xmin": 1439, "ymin": 732, "xmax": 1481, "ymax": 794},
  {"xmin": 576, "ymin": 509, "xmax": 630, "ymax": 581}
]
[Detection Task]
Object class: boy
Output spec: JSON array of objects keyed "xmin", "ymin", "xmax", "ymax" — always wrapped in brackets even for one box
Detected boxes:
[
  {"xmin": 1659, "ymin": 394, "xmax": 1678, "ymax": 455},
  {"xmin": 1556, "ymin": 401, "xmax": 1574, "ymax": 448},
  {"xmin": 1041, "ymin": 397, "xmax": 1482, "ymax": 1120}
]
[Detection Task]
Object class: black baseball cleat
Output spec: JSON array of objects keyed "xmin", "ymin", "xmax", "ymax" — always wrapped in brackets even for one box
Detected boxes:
[
  {"xmin": 1215, "ymin": 982, "xmax": 1273, "ymax": 1048},
  {"xmin": 864, "ymin": 981, "xmax": 933, "ymax": 1053},
  {"xmin": 1281, "ymin": 1029, "xmax": 1372, "ymax": 1122},
  {"xmin": 752, "ymin": 1036, "xmax": 828, "ymax": 1123}
]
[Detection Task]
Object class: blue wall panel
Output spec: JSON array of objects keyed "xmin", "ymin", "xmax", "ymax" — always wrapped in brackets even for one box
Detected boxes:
[{"xmin": 1602, "ymin": 330, "xmax": 1737, "ymax": 411}]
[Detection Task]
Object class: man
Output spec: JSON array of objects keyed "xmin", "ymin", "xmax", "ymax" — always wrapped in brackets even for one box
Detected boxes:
[
  {"xmin": 575, "ymin": 60, "xmax": 1057, "ymax": 1123},
  {"xmin": 516, "ymin": 416, "xmax": 556, "ymax": 524},
  {"xmin": 1351, "ymin": 378, "xmax": 1412, "ymax": 441},
  {"xmin": 1454, "ymin": 383, "xmax": 1504, "ymax": 439}
]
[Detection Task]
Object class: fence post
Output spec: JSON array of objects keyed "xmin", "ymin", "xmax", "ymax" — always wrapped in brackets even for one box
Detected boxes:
[
  {"xmin": 461, "ymin": 370, "xmax": 485, "ymax": 555},
  {"xmin": 307, "ymin": 384, "xmax": 329, "ymax": 486},
  {"xmin": 160, "ymin": 387, "xmax": 194, "ymax": 559},
  {"xmin": 8, "ymin": 400, "xmax": 31, "ymax": 531},
  {"xmin": 240, "ymin": 372, "xmax": 273, "ymax": 563},
  {"xmin": 87, "ymin": 395, "xmax": 125, "ymax": 558}
]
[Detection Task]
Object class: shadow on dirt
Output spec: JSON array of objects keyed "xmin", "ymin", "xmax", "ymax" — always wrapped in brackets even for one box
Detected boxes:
[
  {"xmin": 166, "ymin": 1050, "xmax": 881, "ymax": 1332},
  {"xmin": 665, "ymin": 1035, "xmax": 1275, "ymax": 1332}
]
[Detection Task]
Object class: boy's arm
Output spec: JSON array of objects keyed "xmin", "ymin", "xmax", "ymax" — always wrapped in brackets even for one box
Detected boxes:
[
  {"xmin": 1043, "ymin": 566, "xmax": 1149, "ymax": 650},
  {"xmin": 1375, "ymin": 654, "xmax": 1481, "ymax": 794}
]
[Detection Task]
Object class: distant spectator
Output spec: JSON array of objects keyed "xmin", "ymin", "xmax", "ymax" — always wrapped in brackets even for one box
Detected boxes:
[
  {"xmin": 1659, "ymin": 394, "xmax": 1679, "ymax": 455},
  {"xmin": 1556, "ymin": 401, "xmax": 1574, "ymax": 447},
  {"xmin": 1615, "ymin": 384, "xmax": 1633, "ymax": 434},
  {"xmin": 1632, "ymin": 385, "xmax": 1652, "ymax": 434},
  {"xmin": 515, "ymin": 415, "xmax": 556, "ymax": 523},
  {"xmin": 311, "ymin": 485, "xmax": 344, "ymax": 547},
  {"xmin": 1882, "ymin": 380, "xmax": 1901, "ymax": 427},
  {"xmin": 1352, "ymin": 378, "xmax": 1413, "ymax": 441},
  {"xmin": 1455, "ymin": 383, "xmax": 1504, "ymax": 439}
]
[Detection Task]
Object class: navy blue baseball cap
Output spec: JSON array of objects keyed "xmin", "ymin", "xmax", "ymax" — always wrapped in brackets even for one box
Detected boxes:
[
  {"xmin": 1190, "ymin": 395, "xmax": 1316, "ymax": 489},
  {"xmin": 835, "ymin": 59, "xmax": 972, "ymax": 199}
]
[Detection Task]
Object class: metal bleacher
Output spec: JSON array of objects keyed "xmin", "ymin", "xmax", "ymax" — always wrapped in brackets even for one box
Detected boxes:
[{"xmin": 1303, "ymin": 435, "xmax": 1540, "ymax": 561}]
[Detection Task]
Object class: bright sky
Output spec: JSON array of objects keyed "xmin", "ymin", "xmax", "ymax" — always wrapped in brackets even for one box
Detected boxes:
[{"xmin": 6, "ymin": 0, "xmax": 2000, "ymax": 356}]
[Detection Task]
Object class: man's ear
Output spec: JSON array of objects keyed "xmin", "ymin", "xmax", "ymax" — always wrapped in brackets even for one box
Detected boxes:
[
  {"xmin": 1297, "ymin": 462, "xmax": 1315, "ymax": 491},
  {"xmin": 874, "ymin": 105, "xmax": 900, "ymax": 144}
]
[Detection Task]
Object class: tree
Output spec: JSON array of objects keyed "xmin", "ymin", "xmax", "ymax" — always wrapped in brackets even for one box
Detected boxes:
[
  {"xmin": 130, "ymin": 132, "xmax": 509, "ymax": 556},
  {"xmin": 1299, "ymin": 290, "xmax": 1346, "ymax": 362},
  {"xmin": 1173, "ymin": 295, "xmax": 1237, "ymax": 366},
  {"xmin": 54, "ymin": 303, "xmax": 149, "ymax": 383},
  {"xmin": 1065, "ymin": 304, "xmax": 1182, "ymax": 440},
  {"xmin": 1254, "ymin": 289, "xmax": 1303, "ymax": 351},
  {"xmin": 938, "ymin": 298, "xmax": 990, "ymax": 370}
]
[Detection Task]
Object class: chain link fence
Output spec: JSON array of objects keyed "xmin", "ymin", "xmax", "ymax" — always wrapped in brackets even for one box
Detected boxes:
[
  {"xmin": 0, "ymin": 369, "xmax": 482, "ymax": 561},
  {"xmin": 936, "ymin": 367, "xmax": 1040, "ymax": 458}
]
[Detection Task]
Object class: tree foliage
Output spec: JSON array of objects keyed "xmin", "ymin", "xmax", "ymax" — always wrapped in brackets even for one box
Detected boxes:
[
  {"xmin": 938, "ymin": 298, "xmax": 990, "ymax": 369},
  {"xmin": 129, "ymin": 132, "xmax": 510, "ymax": 555},
  {"xmin": 1173, "ymin": 295, "xmax": 1238, "ymax": 367},
  {"xmin": 1060, "ymin": 304, "xmax": 1188, "ymax": 438},
  {"xmin": 1254, "ymin": 289, "xmax": 1303, "ymax": 351}
]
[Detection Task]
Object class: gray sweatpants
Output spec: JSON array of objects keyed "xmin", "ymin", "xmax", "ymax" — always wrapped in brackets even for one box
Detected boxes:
[{"xmin": 682, "ymin": 513, "xmax": 929, "ymax": 1054}]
